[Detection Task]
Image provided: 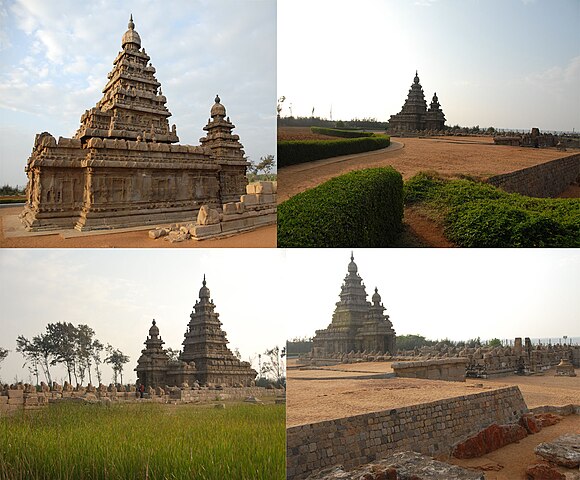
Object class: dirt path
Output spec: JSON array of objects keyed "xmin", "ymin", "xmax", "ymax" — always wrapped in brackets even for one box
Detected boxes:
[
  {"xmin": 277, "ymin": 134, "xmax": 572, "ymax": 203},
  {"xmin": 0, "ymin": 206, "xmax": 276, "ymax": 248}
]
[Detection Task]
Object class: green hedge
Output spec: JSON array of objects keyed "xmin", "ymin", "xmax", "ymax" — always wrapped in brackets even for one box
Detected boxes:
[
  {"xmin": 310, "ymin": 126, "xmax": 375, "ymax": 138},
  {"xmin": 278, "ymin": 167, "xmax": 403, "ymax": 247},
  {"xmin": 404, "ymin": 172, "xmax": 580, "ymax": 247},
  {"xmin": 278, "ymin": 135, "xmax": 390, "ymax": 168}
]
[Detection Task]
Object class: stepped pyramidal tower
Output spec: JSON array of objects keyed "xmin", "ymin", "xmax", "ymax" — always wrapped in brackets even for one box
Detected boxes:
[
  {"xmin": 20, "ymin": 16, "xmax": 249, "ymax": 232},
  {"xmin": 388, "ymin": 71, "xmax": 446, "ymax": 132},
  {"xmin": 312, "ymin": 253, "xmax": 396, "ymax": 358},
  {"xmin": 136, "ymin": 276, "xmax": 257, "ymax": 389}
]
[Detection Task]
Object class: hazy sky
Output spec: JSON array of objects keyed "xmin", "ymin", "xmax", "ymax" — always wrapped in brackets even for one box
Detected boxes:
[
  {"xmin": 0, "ymin": 249, "xmax": 286, "ymax": 385},
  {"xmin": 0, "ymin": 0, "xmax": 276, "ymax": 187},
  {"xmin": 278, "ymin": 0, "xmax": 580, "ymax": 132},
  {"xmin": 281, "ymin": 249, "xmax": 580, "ymax": 344}
]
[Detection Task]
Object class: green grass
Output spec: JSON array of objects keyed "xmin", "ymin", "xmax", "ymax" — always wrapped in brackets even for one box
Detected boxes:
[
  {"xmin": 404, "ymin": 172, "xmax": 580, "ymax": 247},
  {"xmin": 0, "ymin": 402, "xmax": 285, "ymax": 480},
  {"xmin": 310, "ymin": 126, "xmax": 375, "ymax": 138}
]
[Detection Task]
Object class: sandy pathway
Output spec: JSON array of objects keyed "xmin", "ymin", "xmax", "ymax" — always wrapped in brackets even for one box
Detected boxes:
[
  {"xmin": 0, "ymin": 206, "xmax": 276, "ymax": 248},
  {"xmin": 278, "ymin": 134, "xmax": 573, "ymax": 203}
]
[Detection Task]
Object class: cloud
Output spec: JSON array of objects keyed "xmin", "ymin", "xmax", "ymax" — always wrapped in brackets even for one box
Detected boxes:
[{"xmin": 524, "ymin": 55, "xmax": 580, "ymax": 96}]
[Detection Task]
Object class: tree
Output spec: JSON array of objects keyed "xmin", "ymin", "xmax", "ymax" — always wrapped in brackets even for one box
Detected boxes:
[
  {"xmin": 16, "ymin": 336, "xmax": 42, "ymax": 385},
  {"xmin": 105, "ymin": 345, "xmax": 130, "ymax": 385},
  {"xmin": 261, "ymin": 345, "xmax": 286, "ymax": 388},
  {"xmin": 255, "ymin": 155, "xmax": 275, "ymax": 175},
  {"xmin": 488, "ymin": 338, "xmax": 502, "ymax": 348},
  {"xmin": 276, "ymin": 96, "xmax": 285, "ymax": 118},
  {"xmin": 166, "ymin": 348, "xmax": 180, "ymax": 362},
  {"xmin": 46, "ymin": 322, "xmax": 78, "ymax": 385},
  {"xmin": 75, "ymin": 324, "xmax": 95, "ymax": 385},
  {"xmin": 91, "ymin": 340, "xmax": 105, "ymax": 385},
  {"xmin": 396, "ymin": 334, "xmax": 434, "ymax": 351},
  {"xmin": 0, "ymin": 347, "xmax": 8, "ymax": 375}
]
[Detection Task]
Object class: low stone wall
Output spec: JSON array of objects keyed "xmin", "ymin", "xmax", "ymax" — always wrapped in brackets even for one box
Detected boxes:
[
  {"xmin": 392, "ymin": 358, "xmax": 467, "ymax": 382},
  {"xmin": 0, "ymin": 385, "xmax": 278, "ymax": 416},
  {"xmin": 286, "ymin": 386, "xmax": 528, "ymax": 479},
  {"xmin": 486, "ymin": 153, "xmax": 580, "ymax": 197}
]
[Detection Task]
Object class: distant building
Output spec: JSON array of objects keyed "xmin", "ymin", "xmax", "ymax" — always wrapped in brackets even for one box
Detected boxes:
[
  {"xmin": 135, "ymin": 276, "xmax": 256, "ymax": 388},
  {"xmin": 312, "ymin": 253, "xmax": 396, "ymax": 357},
  {"xmin": 389, "ymin": 71, "xmax": 446, "ymax": 132}
]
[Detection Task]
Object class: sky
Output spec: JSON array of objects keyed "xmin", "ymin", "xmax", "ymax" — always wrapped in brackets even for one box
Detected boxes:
[
  {"xmin": 0, "ymin": 0, "xmax": 276, "ymax": 187},
  {"xmin": 278, "ymin": 0, "xmax": 580, "ymax": 132},
  {"xmin": 0, "ymin": 249, "xmax": 286, "ymax": 385},
  {"xmin": 281, "ymin": 249, "xmax": 580, "ymax": 344}
]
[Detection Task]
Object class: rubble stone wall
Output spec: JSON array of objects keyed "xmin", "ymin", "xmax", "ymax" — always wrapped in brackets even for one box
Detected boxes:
[
  {"xmin": 286, "ymin": 386, "xmax": 528, "ymax": 479},
  {"xmin": 0, "ymin": 385, "xmax": 276, "ymax": 417},
  {"xmin": 392, "ymin": 358, "xmax": 467, "ymax": 382},
  {"xmin": 486, "ymin": 153, "xmax": 580, "ymax": 197}
]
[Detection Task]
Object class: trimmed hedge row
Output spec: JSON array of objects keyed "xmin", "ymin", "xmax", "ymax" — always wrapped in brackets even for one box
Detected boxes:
[
  {"xmin": 278, "ymin": 167, "xmax": 403, "ymax": 247},
  {"xmin": 404, "ymin": 172, "xmax": 580, "ymax": 247},
  {"xmin": 278, "ymin": 135, "xmax": 390, "ymax": 168},
  {"xmin": 310, "ymin": 126, "xmax": 375, "ymax": 138}
]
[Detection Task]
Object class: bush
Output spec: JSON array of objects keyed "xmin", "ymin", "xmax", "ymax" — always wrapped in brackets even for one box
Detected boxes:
[
  {"xmin": 405, "ymin": 172, "xmax": 580, "ymax": 247},
  {"xmin": 278, "ymin": 135, "xmax": 390, "ymax": 168},
  {"xmin": 278, "ymin": 167, "xmax": 403, "ymax": 247},
  {"xmin": 310, "ymin": 126, "xmax": 375, "ymax": 138}
]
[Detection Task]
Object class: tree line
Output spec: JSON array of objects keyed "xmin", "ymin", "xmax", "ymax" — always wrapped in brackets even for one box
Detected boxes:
[{"xmin": 13, "ymin": 322, "xmax": 129, "ymax": 386}]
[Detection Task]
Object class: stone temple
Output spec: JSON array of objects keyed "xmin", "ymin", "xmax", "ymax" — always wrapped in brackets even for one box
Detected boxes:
[
  {"xmin": 135, "ymin": 276, "xmax": 257, "ymax": 388},
  {"xmin": 20, "ymin": 16, "xmax": 249, "ymax": 231},
  {"xmin": 388, "ymin": 71, "xmax": 446, "ymax": 132},
  {"xmin": 311, "ymin": 253, "xmax": 396, "ymax": 359}
]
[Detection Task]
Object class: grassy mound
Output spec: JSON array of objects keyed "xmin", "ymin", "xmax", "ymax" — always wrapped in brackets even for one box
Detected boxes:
[
  {"xmin": 310, "ymin": 126, "xmax": 375, "ymax": 138},
  {"xmin": 404, "ymin": 172, "xmax": 580, "ymax": 247},
  {"xmin": 278, "ymin": 135, "xmax": 390, "ymax": 168},
  {"xmin": 278, "ymin": 167, "xmax": 403, "ymax": 247}
]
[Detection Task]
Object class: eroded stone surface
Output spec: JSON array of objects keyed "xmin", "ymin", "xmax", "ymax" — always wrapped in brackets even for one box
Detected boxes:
[
  {"xmin": 525, "ymin": 463, "xmax": 565, "ymax": 480},
  {"xmin": 304, "ymin": 452, "xmax": 483, "ymax": 480},
  {"xmin": 534, "ymin": 434, "xmax": 580, "ymax": 468},
  {"xmin": 452, "ymin": 423, "xmax": 528, "ymax": 459}
]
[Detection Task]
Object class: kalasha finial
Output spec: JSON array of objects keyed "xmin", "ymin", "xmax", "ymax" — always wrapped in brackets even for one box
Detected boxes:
[
  {"xmin": 203, "ymin": 274, "xmax": 206, "ymax": 286},
  {"xmin": 152, "ymin": 319, "xmax": 156, "ymax": 326},
  {"xmin": 374, "ymin": 287, "xmax": 378, "ymax": 293},
  {"xmin": 128, "ymin": 14, "xmax": 135, "ymax": 30},
  {"xmin": 215, "ymin": 94, "xmax": 220, "ymax": 103},
  {"xmin": 350, "ymin": 251, "xmax": 354, "ymax": 262}
]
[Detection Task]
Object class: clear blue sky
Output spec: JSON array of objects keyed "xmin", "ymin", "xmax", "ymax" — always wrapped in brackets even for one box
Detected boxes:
[
  {"xmin": 0, "ymin": 0, "xmax": 276, "ymax": 187},
  {"xmin": 278, "ymin": 0, "xmax": 580, "ymax": 132}
]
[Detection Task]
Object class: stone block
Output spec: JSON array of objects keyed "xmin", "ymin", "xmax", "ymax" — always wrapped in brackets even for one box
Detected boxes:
[
  {"xmin": 240, "ymin": 194, "xmax": 258, "ymax": 206},
  {"xmin": 191, "ymin": 224, "xmax": 222, "ymax": 237},
  {"xmin": 256, "ymin": 194, "xmax": 275, "ymax": 204},
  {"xmin": 223, "ymin": 203, "xmax": 238, "ymax": 215},
  {"xmin": 7, "ymin": 389, "xmax": 23, "ymax": 399},
  {"xmin": 246, "ymin": 183, "xmax": 257, "ymax": 194},
  {"xmin": 0, "ymin": 396, "xmax": 7, "ymax": 405},
  {"xmin": 255, "ymin": 182, "xmax": 274, "ymax": 194}
]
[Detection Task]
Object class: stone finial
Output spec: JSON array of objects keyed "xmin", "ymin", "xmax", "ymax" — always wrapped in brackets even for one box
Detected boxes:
[
  {"xmin": 128, "ymin": 14, "xmax": 135, "ymax": 30},
  {"xmin": 215, "ymin": 94, "xmax": 220, "ymax": 103}
]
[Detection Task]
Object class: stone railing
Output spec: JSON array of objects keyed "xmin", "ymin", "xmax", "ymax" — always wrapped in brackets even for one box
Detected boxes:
[
  {"xmin": 286, "ymin": 386, "xmax": 528, "ymax": 479},
  {"xmin": 0, "ymin": 382, "xmax": 280, "ymax": 416}
]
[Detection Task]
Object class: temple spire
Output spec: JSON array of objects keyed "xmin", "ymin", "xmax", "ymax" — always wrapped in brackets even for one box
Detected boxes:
[{"xmin": 128, "ymin": 14, "xmax": 135, "ymax": 30}]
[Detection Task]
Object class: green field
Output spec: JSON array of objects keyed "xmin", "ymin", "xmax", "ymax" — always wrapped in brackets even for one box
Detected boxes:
[{"xmin": 0, "ymin": 402, "xmax": 285, "ymax": 480}]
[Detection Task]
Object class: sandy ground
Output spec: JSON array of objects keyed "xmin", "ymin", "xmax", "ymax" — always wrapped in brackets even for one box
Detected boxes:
[
  {"xmin": 447, "ymin": 415, "xmax": 580, "ymax": 479},
  {"xmin": 277, "ymin": 128, "xmax": 576, "ymax": 203},
  {"xmin": 0, "ymin": 205, "xmax": 276, "ymax": 248},
  {"xmin": 286, "ymin": 360, "xmax": 580, "ymax": 428}
]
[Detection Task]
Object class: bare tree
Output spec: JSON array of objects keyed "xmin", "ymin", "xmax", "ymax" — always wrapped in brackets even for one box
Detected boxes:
[{"xmin": 261, "ymin": 345, "xmax": 286, "ymax": 388}]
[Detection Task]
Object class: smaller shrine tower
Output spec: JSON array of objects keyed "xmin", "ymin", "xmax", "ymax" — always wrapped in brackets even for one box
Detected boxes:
[{"xmin": 425, "ymin": 92, "xmax": 446, "ymax": 131}]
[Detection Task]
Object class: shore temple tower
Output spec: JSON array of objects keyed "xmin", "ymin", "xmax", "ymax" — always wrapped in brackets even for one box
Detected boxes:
[
  {"xmin": 21, "ymin": 15, "xmax": 248, "ymax": 232},
  {"xmin": 135, "ymin": 276, "xmax": 257, "ymax": 389},
  {"xmin": 312, "ymin": 253, "xmax": 396, "ymax": 357},
  {"xmin": 388, "ymin": 71, "xmax": 446, "ymax": 132}
]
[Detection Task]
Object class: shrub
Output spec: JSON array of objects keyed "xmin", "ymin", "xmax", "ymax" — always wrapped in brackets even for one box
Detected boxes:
[
  {"xmin": 278, "ymin": 167, "xmax": 403, "ymax": 247},
  {"xmin": 278, "ymin": 136, "xmax": 390, "ymax": 168},
  {"xmin": 310, "ymin": 126, "xmax": 375, "ymax": 138},
  {"xmin": 405, "ymin": 172, "xmax": 580, "ymax": 247}
]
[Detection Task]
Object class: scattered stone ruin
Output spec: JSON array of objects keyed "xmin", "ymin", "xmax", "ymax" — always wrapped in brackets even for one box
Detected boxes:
[
  {"xmin": 493, "ymin": 127, "xmax": 580, "ymax": 148},
  {"xmin": 388, "ymin": 71, "xmax": 446, "ymax": 133},
  {"xmin": 20, "ymin": 16, "xmax": 260, "ymax": 232},
  {"xmin": 397, "ymin": 337, "xmax": 579, "ymax": 378},
  {"xmin": 135, "ymin": 276, "xmax": 257, "ymax": 388},
  {"xmin": 0, "ymin": 380, "xmax": 276, "ymax": 416},
  {"xmin": 148, "ymin": 180, "xmax": 277, "ymax": 242},
  {"xmin": 304, "ymin": 253, "xmax": 396, "ymax": 365}
]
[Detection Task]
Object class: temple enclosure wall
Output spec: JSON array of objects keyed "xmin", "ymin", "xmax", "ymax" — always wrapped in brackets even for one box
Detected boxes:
[
  {"xmin": 486, "ymin": 153, "xmax": 580, "ymax": 197},
  {"xmin": 0, "ymin": 383, "xmax": 279, "ymax": 417},
  {"xmin": 392, "ymin": 358, "xmax": 467, "ymax": 382},
  {"xmin": 286, "ymin": 386, "xmax": 528, "ymax": 479}
]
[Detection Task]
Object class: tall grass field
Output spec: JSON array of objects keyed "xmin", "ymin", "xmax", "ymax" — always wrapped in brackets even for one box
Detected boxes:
[{"xmin": 0, "ymin": 402, "xmax": 285, "ymax": 480}]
